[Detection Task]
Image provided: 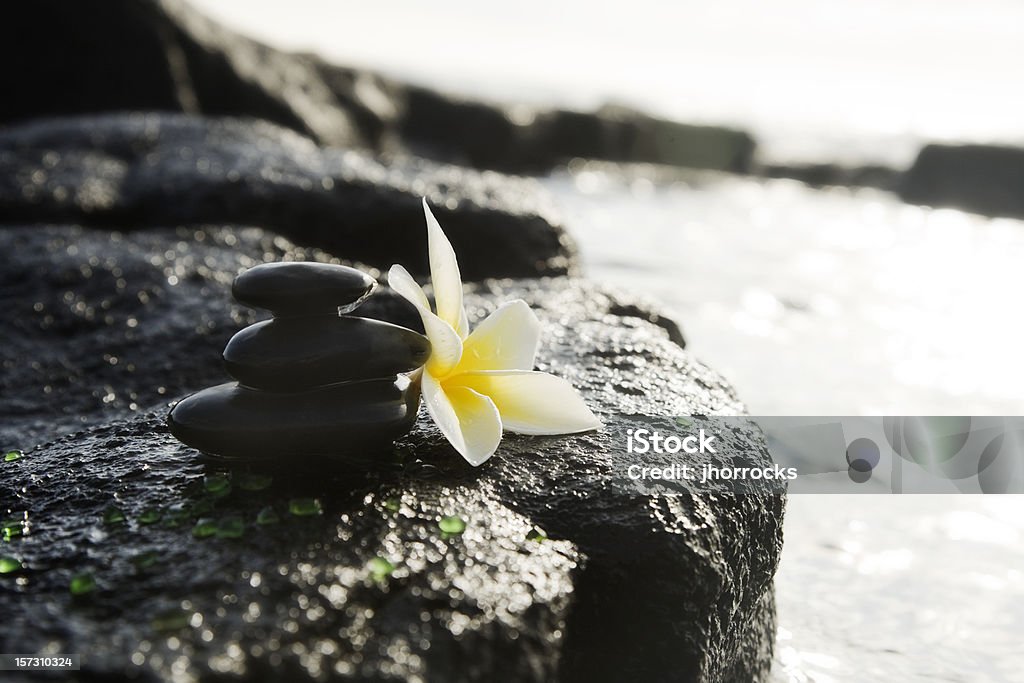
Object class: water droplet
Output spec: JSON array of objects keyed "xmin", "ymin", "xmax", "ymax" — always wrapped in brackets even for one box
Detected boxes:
[
  {"xmin": 237, "ymin": 473, "xmax": 273, "ymax": 492},
  {"xmin": 203, "ymin": 474, "xmax": 231, "ymax": 497},
  {"xmin": 256, "ymin": 506, "xmax": 280, "ymax": 526},
  {"xmin": 103, "ymin": 506, "xmax": 127, "ymax": 526},
  {"xmin": 138, "ymin": 508, "xmax": 163, "ymax": 525},
  {"xmin": 69, "ymin": 572, "xmax": 96, "ymax": 595},
  {"xmin": 438, "ymin": 516, "xmax": 466, "ymax": 535},
  {"xmin": 131, "ymin": 551, "xmax": 159, "ymax": 571},
  {"xmin": 0, "ymin": 556, "xmax": 22, "ymax": 574},
  {"xmin": 216, "ymin": 515, "xmax": 245, "ymax": 539},
  {"xmin": 288, "ymin": 498, "xmax": 322, "ymax": 517},
  {"xmin": 368, "ymin": 557, "xmax": 395, "ymax": 580},
  {"xmin": 151, "ymin": 608, "xmax": 191, "ymax": 633},
  {"xmin": 4, "ymin": 450, "xmax": 23, "ymax": 462},
  {"xmin": 192, "ymin": 518, "xmax": 217, "ymax": 539}
]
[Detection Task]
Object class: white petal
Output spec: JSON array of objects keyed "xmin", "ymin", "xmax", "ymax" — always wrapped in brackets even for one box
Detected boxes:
[
  {"xmin": 458, "ymin": 300, "xmax": 540, "ymax": 373},
  {"xmin": 446, "ymin": 371, "xmax": 602, "ymax": 435},
  {"xmin": 389, "ymin": 264, "xmax": 462, "ymax": 375},
  {"xmin": 422, "ymin": 314, "xmax": 464, "ymax": 377},
  {"xmin": 387, "ymin": 264, "xmax": 430, "ymax": 312},
  {"xmin": 422, "ymin": 371, "xmax": 502, "ymax": 466},
  {"xmin": 423, "ymin": 198, "xmax": 469, "ymax": 338}
]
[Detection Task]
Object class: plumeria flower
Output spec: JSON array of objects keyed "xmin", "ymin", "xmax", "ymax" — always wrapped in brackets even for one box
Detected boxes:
[{"xmin": 388, "ymin": 199, "xmax": 601, "ymax": 466}]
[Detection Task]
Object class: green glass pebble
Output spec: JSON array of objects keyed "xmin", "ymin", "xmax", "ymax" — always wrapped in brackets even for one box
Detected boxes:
[
  {"xmin": 383, "ymin": 498, "xmax": 400, "ymax": 512},
  {"xmin": 216, "ymin": 515, "xmax": 245, "ymax": 539},
  {"xmin": 0, "ymin": 556, "xmax": 22, "ymax": 574},
  {"xmin": 438, "ymin": 516, "xmax": 466, "ymax": 535},
  {"xmin": 203, "ymin": 474, "xmax": 231, "ymax": 497},
  {"xmin": 237, "ymin": 472, "xmax": 273, "ymax": 492},
  {"xmin": 288, "ymin": 498, "xmax": 322, "ymax": 517},
  {"xmin": 4, "ymin": 450, "xmax": 23, "ymax": 462},
  {"xmin": 151, "ymin": 608, "xmax": 191, "ymax": 633},
  {"xmin": 191, "ymin": 518, "xmax": 218, "ymax": 539},
  {"xmin": 103, "ymin": 506, "xmax": 127, "ymax": 525},
  {"xmin": 526, "ymin": 528, "xmax": 548, "ymax": 542},
  {"xmin": 138, "ymin": 508, "xmax": 163, "ymax": 525},
  {"xmin": 69, "ymin": 572, "xmax": 96, "ymax": 596},
  {"xmin": 368, "ymin": 557, "xmax": 395, "ymax": 580},
  {"xmin": 256, "ymin": 506, "xmax": 280, "ymax": 526},
  {"xmin": 131, "ymin": 551, "xmax": 160, "ymax": 571},
  {"xmin": 2, "ymin": 518, "xmax": 26, "ymax": 541}
]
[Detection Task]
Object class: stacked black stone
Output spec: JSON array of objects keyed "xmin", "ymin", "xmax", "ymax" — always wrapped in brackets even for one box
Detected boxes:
[{"xmin": 168, "ymin": 263, "xmax": 430, "ymax": 460}]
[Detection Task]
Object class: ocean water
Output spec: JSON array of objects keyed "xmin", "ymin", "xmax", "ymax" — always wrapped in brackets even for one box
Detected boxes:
[
  {"xmin": 172, "ymin": 3, "xmax": 1024, "ymax": 679},
  {"xmin": 771, "ymin": 495, "xmax": 1024, "ymax": 683},
  {"xmin": 546, "ymin": 165, "xmax": 1024, "ymax": 417}
]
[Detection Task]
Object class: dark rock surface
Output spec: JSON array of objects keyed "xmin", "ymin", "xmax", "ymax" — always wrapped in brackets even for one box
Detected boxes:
[
  {"xmin": 2, "ymin": 0, "xmax": 369, "ymax": 148},
  {"xmin": 0, "ymin": 114, "xmax": 577, "ymax": 280},
  {"xmin": 395, "ymin": 94, "xmax": 756, "ymax": 173},
  {"xmin": 901, "ymin": 143, "xmax": 1024, "ymax": 219},
  {"xmin": 168, "ymin": 377, "xmax": 421, "ymax": 460},
  {"xmin": 232, "ymin": 262, "xmax": 377, "ymax": 316},
  {"xmin": 223, "ymin": 316, "xmax": 431, "ymax": 391},
  {"xmin": 2, "ymin": 0, "xmax": 757, "ymax": 174},
  {"xmin": 1, "ymin": 224, "xmax": 782, "ymax": 682}
]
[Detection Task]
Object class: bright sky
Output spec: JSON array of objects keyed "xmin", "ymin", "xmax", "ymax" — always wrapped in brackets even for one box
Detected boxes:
[{"xmin": 191, "ymin": 0, "xmax": 1024, "ymax": 158}]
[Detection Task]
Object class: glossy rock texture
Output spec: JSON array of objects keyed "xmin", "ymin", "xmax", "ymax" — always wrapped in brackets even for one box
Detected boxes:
[
  {"xmin": 0, "ymin": 114, "xmax": 576, "ymax": 280},
  {"xmin": 223, "ymin": 315, "xmax": 431, "ymax": 391},
  {"xmin": 167, "ymin": 378, "xmax": 420, "ymax": 461},
  {"xmin": 231, "ymin": 262, "xmax": 376, "ymax": 316},
  {"xmin": 0, "ymin": 224, "xmax": 781, "ymax": 682}
]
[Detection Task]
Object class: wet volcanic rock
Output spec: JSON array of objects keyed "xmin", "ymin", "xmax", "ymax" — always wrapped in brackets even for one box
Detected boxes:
[
  {"xmin": 0, "ymin": 114, "xmax": 577, "ymax": 280},
  {"xmin": 0, "ymin": 225, "xmax": 782, "ymax": 683}
]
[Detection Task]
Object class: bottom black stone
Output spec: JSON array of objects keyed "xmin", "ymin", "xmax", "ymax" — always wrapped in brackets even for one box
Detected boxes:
[{"xmin": 167, "ymin": 376, "xmax": 420, "ymax": 460}]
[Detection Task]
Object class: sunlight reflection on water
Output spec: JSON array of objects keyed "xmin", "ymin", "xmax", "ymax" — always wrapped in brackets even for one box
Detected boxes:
[
  {"xmin": 771, "ymin": 496, "xmax": 1024, "ymax": 683},
  {"xmin": 547, "ymin": 166, "xmax": 1024, "ymax": 416}
]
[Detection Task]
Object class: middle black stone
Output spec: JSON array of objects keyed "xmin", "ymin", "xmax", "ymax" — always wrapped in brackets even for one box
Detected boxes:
[{"xmin": 224, "ymin": 316, "xmax": 431, "ymax": 391}]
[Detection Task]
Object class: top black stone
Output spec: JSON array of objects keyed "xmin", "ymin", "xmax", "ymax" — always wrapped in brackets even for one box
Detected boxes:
[{"xmin": 232, "ymin": 262, "xmax": 376, "ymax": 316}]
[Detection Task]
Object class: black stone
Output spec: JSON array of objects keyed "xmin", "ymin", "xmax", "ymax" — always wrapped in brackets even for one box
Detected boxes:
[
  {"xmin": 223, "ymin": 315, "xmax": 430, "ymax": 390},
  {"xmin": 232, "ymin": 262, "xmax": 377, "ymax": 316},
  {"xmin": 167, "ymin": 378, "xmax": 420, "ymax": 460}
]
